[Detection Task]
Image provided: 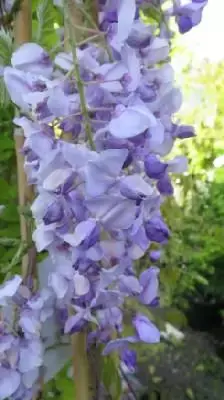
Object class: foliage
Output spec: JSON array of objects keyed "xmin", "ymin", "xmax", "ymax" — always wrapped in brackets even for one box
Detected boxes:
[
  {"xmin": 159, "ymin": 58, "xmax": 224, "ymax": 306},
  {"xmin": 136, "ymin": 332, "xmax": 224, "ymax": 399}
]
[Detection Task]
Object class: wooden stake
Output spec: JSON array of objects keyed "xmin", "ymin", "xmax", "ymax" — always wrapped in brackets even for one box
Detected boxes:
[{"xmin": 14, "ymin": 0, "xmax": 33, "ymax": 277}]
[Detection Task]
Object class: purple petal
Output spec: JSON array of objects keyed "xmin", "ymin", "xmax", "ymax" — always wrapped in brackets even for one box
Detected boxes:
[
  {"xmin": 133, "ymin": 314, "xmax": 160, "ymax": 343},
  {"xmin": 19, "ymin": 310, "xmax": 41, "ymax": 336},
  {"xmin": 167, "ymin": 156, "xmax": 188, "ymax": 174},
  {"xmin": 11, "ymin": 43, "xmax": 53, "ymax": 78},
  {"xmin": 94, "ymin": 290, "xmax": 123, "ymax": 307},
  {"xmin": 0, "ymin": 368, "xmax": 21, "ymax": 399},
  {"xmin": 85, "ymin": 149, "xmax": 128, "ymax": 197},
  {"xmin": 103, "ymin": 336, "xmax": 138, "ymax": 355},
  {"xmin": 48, "ymin": 272, "xmax": 68, "ymax": 299},
  {"xmin": 86, "ymin": 195, "xmax": 137, "ymax": 230},
  {"xmin": 139, "ymin": 267, "xmax": 159, "ymax": 305},
  {"xmin": 54, "ymin": 52, "xmax": 73, "ymax": 71},
  {"xmin": 120, "ymin": 175, "xmax": 154, "ymax": 199},
  {"xmin": 0, "ymin": 335, "xmax": 15, "ymax": 353},
  {"xmin": 157, "ymin": 174, "xmax": 173, "ymax": 196},
  {"xmin": 119, "ymin": 275, "xmax": 142, "ymax": 294},
  {"xmin": 67, "ymin": 219, "xmax": 96, "ymax": 247},
  {"xmin": 4, "ymin": 67, "xmax": 31, "ymax": 111},
  {"xmin": 100, "ymin": 240, "xmax": 125, "ymax": 260},
  {"xmin": 64, "ymin": 312, "xmax": 85, "ymax": 334},
  {"xmin": 175, "ymin": 124, "xmax": 195, "ymax": 139},
  {"xmin": 73, "ymin": 272, "xmax": 90, "ymax": 297},
  {"xmin": 32, "ymin": 224, "xmax": 55, "ymax": 252},
  {"xmin": 109, "ymin": 102, "xmax": 157, "ymax": 139},
  {"xmin": 43, "ymin": 168, "xmax": 74, "ymax": 192},
  {"xmin": 111, "ymin": 0, "xmax": 136, "ymax": 50},
  {"xmin": 144, "ymin": 154, "xmax": 167, "ymax": 180},
  {"xmin": 0, "ymin": 275, "xmax": 22, "ymax": 305},
  {"xmin": 145, "ymin": 216, "xmax": 170, "ymax": 244},
  {"xmin": 62, "ymin": 142, "xmax": 95, "ymax": 170},
  {"xmin": 19, "ymin": 340, "xmax": 43, "ymax": 373},
  {"xmin": 121, "ymin": 45, "xmax": 141, "ymax": 91},
  {"xmin": 121, "ymin": 349, "xmax": 137, "ymax": 372},
  {"xmin": 144, "ymin": 38, "xmax": 169, "ymax": 65},
  {"xmin": 149, "ymin": 250, "xmax": 161, "ymax": 262},
  {"xmin": 22, "ymin": 368, "xmax": 39, "ymax": 389}
]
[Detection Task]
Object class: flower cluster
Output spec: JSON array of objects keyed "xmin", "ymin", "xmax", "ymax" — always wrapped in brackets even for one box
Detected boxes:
[
  {"xmin": 0, "ymin": 275, "xmax": 55, "ymax": 400},
  {"xmin": 1, "ymin": 0, "xmax": 208, "ymax": 397}
]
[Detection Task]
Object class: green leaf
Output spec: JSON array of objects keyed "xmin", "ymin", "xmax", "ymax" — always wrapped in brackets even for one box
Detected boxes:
[
  {"xmin": 0, "ymin": 135, "xmax": 14, "ymax": 150},
  {"xmin": 0, "ymin": 179, "xmax": 11, "ymax": 201},
  {"xmin": 141, "ymin": 5, "xmax": 161, "ymax": 24},
  {"xmin": 0, "ymin": 28, "xmax": 13, "ymax": 66},
  {"xmin": 0, "ymin": 77, "xmax": 10, "ymax": 107},
  {"xmin": 186, "ymin": 387, "xmax": 195, "ymax": 399},
  {"xmin": 0, "ymin": 237, "xmax": 20, "ymax": 246},
  {"xmin": 34, "ymin": 0, "xmax": 58, "ymax": 48},
  {"xmin": 164, "ymin": 307, "xmax": 188, "ymax": 328},
  {"xmin": 102, "ymin": 356, "xmax": 122, "ymax": 400}
]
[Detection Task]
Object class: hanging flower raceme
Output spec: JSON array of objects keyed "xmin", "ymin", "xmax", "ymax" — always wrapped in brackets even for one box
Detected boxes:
[
  {"xmin": 0, "ymin": 275, "xmax": 56, "ymax": 400},
  {"xmin": 1, "ymin": 0, "xmax": 208, "ymax": 397}
]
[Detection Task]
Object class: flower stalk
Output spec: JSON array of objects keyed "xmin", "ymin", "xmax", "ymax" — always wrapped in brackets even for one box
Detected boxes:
[
  {"xmin": 63, "ymin": 1, "xmax": 99, "ymax": 399},
  {"xmin": 64, "ymin": 0, "xmax": 95, "ymax": 150}
]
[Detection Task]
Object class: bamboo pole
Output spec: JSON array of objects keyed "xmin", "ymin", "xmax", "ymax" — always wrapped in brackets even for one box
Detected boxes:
[
  {"xmin": 14, "ymin": 0, "xmax": 33, "ymax": 277},
  {"xmin": 65, "ymin": 3, "xmax": 91, "ymax": 399},
  {"xmin": 64, "ymin": 3, "xmax": 90, "ymax": 399}
]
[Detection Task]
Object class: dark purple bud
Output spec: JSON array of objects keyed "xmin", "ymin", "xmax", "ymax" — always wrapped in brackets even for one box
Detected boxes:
[
  {"xmin": 121, "ymin": 349, "xmax": 137, "ymax": 372},
  {"xmin": 105, "ymin": 11, "xmax": 118, "ymax": 23},
  {"xmin": 177, "ymin": 15, "xmax": 193, "ymax": 34},
  {"xmin": 157, "ymin": 174, "xmax": 173, "ymax": 196},
  {"xmin": 145, "ymin": 216, "xmax": 170, "ymax": 244},
  {"xmin": 149, "ymin": 250, "xmax": 161, "ymax": 262},
  {"xmin": 144, "ymin": 154, "xmax": 167, "ymax": 180},
  {"xmin": 43, "ymin": 201, "xmax": 64, "ymax": 225},
  {"xmin": 176, "ymin": 124, "xmax": 195, "ymax": 139},
  {"xmin": 150, "ymin": 297, "xmax": 160, "ymax": 307}
]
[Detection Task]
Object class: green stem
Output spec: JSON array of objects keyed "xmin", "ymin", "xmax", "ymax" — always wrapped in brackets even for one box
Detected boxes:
[
  {"xmin": 64, "ymin": 0, "xmax": 96, "ymax": 150},
  {"xmin": 76, "ymin": 1, "xmax": 113, "ymax": 61}
]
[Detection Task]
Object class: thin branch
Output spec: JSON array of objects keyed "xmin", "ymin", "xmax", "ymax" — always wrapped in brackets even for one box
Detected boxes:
[
  {"xmin": 76, "ymin": 0, "xmax": 113, "ymax": 61},
  {"xmin": 64, "ymin": 0, "xmax": 95, "ymax": 150}
]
